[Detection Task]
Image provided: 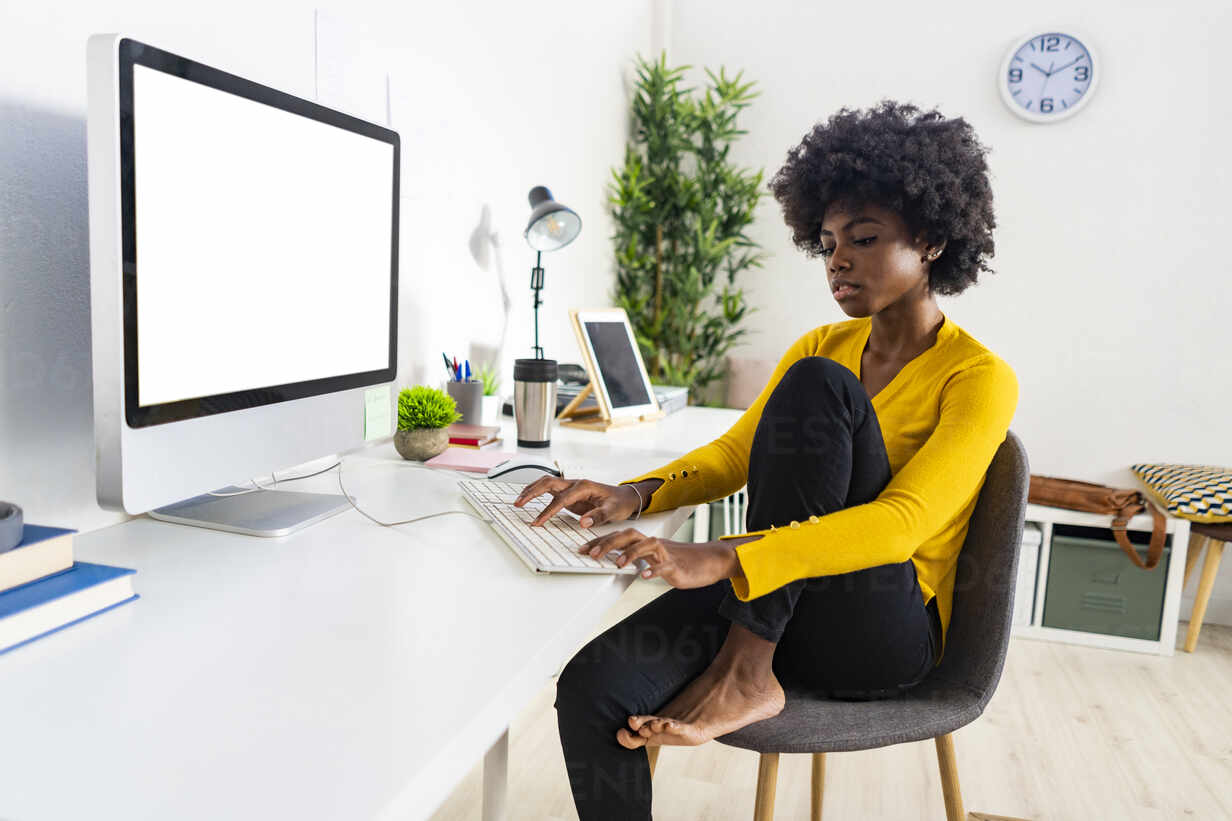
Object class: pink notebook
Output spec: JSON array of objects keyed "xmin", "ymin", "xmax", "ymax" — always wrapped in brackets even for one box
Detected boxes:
[{"xmin": 423, "ymin": 446, "xmax": 513, "ymax": 473}]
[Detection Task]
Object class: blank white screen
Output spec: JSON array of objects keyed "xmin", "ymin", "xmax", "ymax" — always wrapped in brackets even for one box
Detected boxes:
[{"xmin": 132, "ymin": 65, "xmax": 394, "ymax": 407}]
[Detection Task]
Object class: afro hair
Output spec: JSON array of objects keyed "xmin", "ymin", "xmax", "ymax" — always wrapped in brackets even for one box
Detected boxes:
[{"xmin": 768, "ymin": 100, "xmax": 996, "ymax": 296}]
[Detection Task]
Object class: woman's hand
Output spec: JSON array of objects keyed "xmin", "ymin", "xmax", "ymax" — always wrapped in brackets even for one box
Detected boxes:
[
  {"xmin": 581, "ymin": 531, "xmax": 751, "ymax": 589},
  {"xmin": 513, "ymin": 476, "xmax": 649, "ymax": 528}
]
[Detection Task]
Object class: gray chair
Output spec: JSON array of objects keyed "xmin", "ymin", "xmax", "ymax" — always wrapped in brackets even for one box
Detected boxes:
[{"xmin": 647, "ymin": 430, "xmax": 1031, "ymax": 821}]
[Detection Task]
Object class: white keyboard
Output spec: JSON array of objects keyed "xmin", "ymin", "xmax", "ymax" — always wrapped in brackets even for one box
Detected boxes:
[{"xmin": 458, "ymin": 479, "xmax": 640, "ymax": 575}]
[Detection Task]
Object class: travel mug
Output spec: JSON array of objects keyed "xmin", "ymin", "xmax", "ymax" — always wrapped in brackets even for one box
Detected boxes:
[{"xmin": 513, "ymin": 358, "xmax": 558, "ymax": 448}]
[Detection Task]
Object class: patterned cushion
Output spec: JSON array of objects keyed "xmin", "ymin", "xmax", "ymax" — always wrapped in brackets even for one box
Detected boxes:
[{"xmin": 1130, "ymin": 464, "xmax": 1232, "ymax": 523}]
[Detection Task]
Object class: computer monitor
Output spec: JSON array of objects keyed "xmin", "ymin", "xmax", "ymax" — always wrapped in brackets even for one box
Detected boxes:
[{"xmin": 86, "ymin": 35, "xmax": 400, "ymax": 535}]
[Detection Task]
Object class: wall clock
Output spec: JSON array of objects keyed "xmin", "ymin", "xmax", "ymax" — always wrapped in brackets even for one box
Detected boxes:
[{"xmin": 999, "ymin": 30, "xmax": 1099, "ymax": 123}]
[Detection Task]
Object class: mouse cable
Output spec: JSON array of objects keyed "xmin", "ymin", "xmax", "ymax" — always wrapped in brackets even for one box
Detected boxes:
[{"xmin": 335, "ymin": 460, "xmax": 493, "ymax": 527}]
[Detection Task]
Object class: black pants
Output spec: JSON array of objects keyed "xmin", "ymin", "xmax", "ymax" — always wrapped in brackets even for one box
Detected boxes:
[{"xmin": 554, "ymin": 357, "xmax": 942, "ymax": 820}]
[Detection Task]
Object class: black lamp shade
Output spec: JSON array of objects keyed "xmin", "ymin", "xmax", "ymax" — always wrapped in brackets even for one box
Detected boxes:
[{"xmin": 524, "ymin": 186, "xmax": 581, "ymax": 251}]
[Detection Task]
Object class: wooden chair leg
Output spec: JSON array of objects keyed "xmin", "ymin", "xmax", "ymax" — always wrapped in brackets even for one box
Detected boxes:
[
  {"xmin": 810, "ymin": 752, "xmax": 826, "ymax": 820},
  {"xmin": 753, "ymin": 752, "xmax": 779, "ymax": 821},
  {"xmin": 934, "ymin": 733, "xmax": 965, "ymax": 821},
  {"xmin": 646, "ymin": 745, "xmax": 660, "ymax": 779},
  {"xmin": 1185, "ymin": 539, "xmax": 1225, "ymax": 653},
  {"xmin": 1183, "ymin": 533, "xmax": 1208, "ymax": 590}
]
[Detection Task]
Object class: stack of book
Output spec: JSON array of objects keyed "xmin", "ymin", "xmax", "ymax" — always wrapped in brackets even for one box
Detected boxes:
[
  {"xmin": 0, "ymin": 524, "xmax": 138, "ymax": 656},
  {"xmin": 447, "ymin": 423, "xmax": 502, "ymax": 449}
]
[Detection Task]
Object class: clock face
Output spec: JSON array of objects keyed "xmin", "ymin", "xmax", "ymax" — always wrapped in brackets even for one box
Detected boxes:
[{"xmin": 1002, "ymin": 32, "xmax": 1097, "ymax": 122}]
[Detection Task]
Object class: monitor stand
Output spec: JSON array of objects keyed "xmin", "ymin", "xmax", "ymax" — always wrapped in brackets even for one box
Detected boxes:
[{"xmin": 149, "ymin": 487, "xmax": 351, "ymax": 537}]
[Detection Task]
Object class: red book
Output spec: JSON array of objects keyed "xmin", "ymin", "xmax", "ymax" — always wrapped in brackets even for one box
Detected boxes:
[{"xmin": 447, "ymin": 423, "xmax": 500, "ymax": 447}]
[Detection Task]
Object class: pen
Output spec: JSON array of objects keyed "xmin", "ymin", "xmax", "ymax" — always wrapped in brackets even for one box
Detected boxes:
[
  {"xmin": 442, "ymin": 353, "xmax": 453, "ymax": 379},
  {"xmin": 464, "ymin": 360, "xmax": 471, "ymax": 382}
]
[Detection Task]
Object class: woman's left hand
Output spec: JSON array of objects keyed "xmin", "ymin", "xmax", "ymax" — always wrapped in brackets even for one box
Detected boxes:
[{"xmin": 580, "ymin": 529, "xmax": 751, "ymax": 589}]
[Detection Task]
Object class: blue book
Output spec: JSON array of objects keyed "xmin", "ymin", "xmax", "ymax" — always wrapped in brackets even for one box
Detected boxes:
[
  {"xmin": 0, "ymin": 525, "xmax": 76, "ymax": 593},
  {"xmin": 0, "ymin": 561, "xmax": 138, "ymax": 656}
]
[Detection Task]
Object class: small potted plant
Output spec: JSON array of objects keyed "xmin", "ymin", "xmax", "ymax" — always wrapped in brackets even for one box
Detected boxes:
[
  {"xmin": 477, "ymin": 361, "xmax": 502, "ymax": 426},
  {"xmin": 394, "ymin": 385, "xmax": 461, "ymax": 461}
]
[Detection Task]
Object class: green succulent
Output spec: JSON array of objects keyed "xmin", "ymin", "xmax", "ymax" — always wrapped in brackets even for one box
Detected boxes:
[{"xmin": 397, "ymin": 385, "xmax": 461, "ymax": 430}]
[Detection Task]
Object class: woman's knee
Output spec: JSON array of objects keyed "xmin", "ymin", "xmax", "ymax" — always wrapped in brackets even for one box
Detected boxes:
[
  {"xmin": 764, "ymin": 355, "xmax": 872, "ymax": 430},
  {"xmin": 778, "ymin": 356, "xmax": 860, "ymax": 392}
]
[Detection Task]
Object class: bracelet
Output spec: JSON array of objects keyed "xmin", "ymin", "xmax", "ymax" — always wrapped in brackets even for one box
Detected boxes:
[{"xmin": 627, "ymin": 484, "xmax": 643, "ymax": 521}]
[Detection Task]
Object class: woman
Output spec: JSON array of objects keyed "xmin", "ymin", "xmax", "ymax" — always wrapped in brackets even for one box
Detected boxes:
[{"xmin": 513, "ymin": 100, "xmax": 1018, "ymax": 819}]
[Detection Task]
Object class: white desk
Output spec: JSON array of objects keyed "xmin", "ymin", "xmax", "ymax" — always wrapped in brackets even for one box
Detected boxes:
[{"xmin": 0, "ymin": 407, "xmax": 741, "ymax": 821}]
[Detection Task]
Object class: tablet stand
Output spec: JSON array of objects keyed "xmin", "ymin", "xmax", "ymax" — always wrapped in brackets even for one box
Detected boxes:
[{"xmin": 556, "ymin": 382, "xmax": 665, "ymax": 431}]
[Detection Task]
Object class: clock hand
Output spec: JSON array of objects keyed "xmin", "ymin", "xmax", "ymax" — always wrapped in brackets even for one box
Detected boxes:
[
  {"xmin": 1033, "ymin": 60, "xmax": 1057, "ymax": 98},
  {"xmin": 1029, "ymin": 62, "xmax": 1050, "ymax": 77},
  {"xmin": 1051, "ymin": 56, "xmax": 1082, "ymax": 75}
]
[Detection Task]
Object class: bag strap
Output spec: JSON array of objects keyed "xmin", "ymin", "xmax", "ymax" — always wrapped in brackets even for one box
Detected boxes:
[{"xmin": 1109, "ymin": 498, "xmax": 1167, "ymax": 570}]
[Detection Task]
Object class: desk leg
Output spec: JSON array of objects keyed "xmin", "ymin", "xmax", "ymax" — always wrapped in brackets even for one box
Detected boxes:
[{"xmin": 482, "ymin": 727, "xmax": 509, "ymax": 821}]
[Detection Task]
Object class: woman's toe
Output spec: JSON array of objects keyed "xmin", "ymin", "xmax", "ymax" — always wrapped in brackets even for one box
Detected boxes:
[
  {"xmin": 616, "ymin": 728, "xmax": 646, "ymax": 749},
  {"xmin": 650, "ymin": 718, "xmax": 675, "ymax": 734},
  {"xmin": 627, "ymin": 715, "xmax": 650, "ymax": 731}
]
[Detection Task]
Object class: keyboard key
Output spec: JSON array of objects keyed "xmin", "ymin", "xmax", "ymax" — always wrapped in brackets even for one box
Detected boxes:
[{"xmin": 459, "ymin": 479, "xmax": 632, "ymax": 574}]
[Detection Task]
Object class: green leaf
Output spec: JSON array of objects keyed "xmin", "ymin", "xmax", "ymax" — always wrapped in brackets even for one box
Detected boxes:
[{"xmin": 398, "ymin": 386, "xmax": 462, "ymax": 430}]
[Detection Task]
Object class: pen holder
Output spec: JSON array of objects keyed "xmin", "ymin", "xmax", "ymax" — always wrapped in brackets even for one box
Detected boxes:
[{"xmin": 446, "ymin": 380, "xmax": 484, "ymax": 425}]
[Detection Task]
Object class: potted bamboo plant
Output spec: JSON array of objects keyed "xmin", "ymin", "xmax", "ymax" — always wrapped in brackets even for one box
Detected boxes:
[{"xmin": 609, "ymin": 51, "xmax": 767, "ymax": 404}]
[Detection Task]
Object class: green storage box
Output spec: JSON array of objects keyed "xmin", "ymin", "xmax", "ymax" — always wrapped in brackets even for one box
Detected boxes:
[{"xmin": 1043, "ymin": 524, "xmax": 1171, "ymax": 640}]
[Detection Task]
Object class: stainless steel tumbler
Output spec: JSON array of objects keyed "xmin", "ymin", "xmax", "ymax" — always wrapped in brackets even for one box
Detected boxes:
[{"xmin": 513, "ymin": 358, "xmax": 558, "ymax": 448}]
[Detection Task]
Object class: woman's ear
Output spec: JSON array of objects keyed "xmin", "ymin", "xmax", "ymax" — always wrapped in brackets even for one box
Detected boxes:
[{"xmin": 918, "ymin": 235, "xmax": 947, "ymax": 262}]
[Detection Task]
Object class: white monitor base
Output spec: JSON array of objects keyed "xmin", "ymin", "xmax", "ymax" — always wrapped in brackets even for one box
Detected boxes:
[{"xmin": 149, "ymin": 488, "xmax": 350, "ymax": 537}]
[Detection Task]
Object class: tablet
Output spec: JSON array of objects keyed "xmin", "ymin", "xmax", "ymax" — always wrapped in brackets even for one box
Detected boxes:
[{"xmin": 568, "ymin": 308, "xmax": 660, "ymax": 421}]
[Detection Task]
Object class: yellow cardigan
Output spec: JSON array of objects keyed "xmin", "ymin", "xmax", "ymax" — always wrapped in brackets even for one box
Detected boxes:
[{"xmin": 620, "ymin": 313, "xmax": 1019, "ymax": 662}]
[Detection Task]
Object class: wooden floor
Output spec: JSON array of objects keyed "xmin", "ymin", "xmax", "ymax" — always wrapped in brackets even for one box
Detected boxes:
[{"xmin": 428, "ymin": 579, "xmax": 1232, "ymax": 820}]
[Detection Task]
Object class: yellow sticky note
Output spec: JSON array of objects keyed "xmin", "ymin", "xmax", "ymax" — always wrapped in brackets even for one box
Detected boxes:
[{"xmin": 364, "ymin": 385, "xmax": 392, "ymax": 441}]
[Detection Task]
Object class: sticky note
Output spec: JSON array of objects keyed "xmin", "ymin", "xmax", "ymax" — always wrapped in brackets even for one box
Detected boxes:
[{"xmin": 364, "ymin": 385, "xmax": 392, "ymax": 441}]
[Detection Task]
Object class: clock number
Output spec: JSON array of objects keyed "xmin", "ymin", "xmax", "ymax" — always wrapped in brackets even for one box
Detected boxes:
[
  {"xmin": 1040, "ymin": 98, "xmax": 1054, "ymax": 113},
  {"xmin": 1074, "ymin": 65, "xmax": 1089, "ymax": 82},
  {"xmin": 1040, "ymin": 36, "xmax": 1060, "ymax": 52},
  {"xmin": 1009, "ymin": 67, "xmax": 1022, "ymax": 83}
]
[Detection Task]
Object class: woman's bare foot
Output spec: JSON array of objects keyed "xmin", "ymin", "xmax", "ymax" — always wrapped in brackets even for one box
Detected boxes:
[{"xmin": 616, "ymin": 623, "xmax": 785, "ymax": 749}]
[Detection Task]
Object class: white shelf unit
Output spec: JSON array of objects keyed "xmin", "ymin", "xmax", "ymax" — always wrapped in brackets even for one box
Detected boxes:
[
  {"xmin": 1012, "ymin": 504, "xmax": 1191, "ymax": 656},
  {"xmin": 690, "ymin": 496, "xmax": 1193, "ymax": 656}
]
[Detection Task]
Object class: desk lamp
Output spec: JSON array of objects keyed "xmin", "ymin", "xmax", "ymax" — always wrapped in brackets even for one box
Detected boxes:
[
  {"xmin": 513, "ymin": 186, "xmax": 580, "ymax": 448},
  {"xmin": 523, "ymin": 185, "xmax": 581, "ymax": 360}
]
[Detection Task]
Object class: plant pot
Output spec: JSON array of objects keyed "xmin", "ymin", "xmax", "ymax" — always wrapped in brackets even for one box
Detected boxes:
[
  {"xmin": 480, "ymin": 395, "xmax": 502, "ymax": 426},
  {"xmin": 393, "ymin": 427, "xmax": 449, "ymax": 461}
]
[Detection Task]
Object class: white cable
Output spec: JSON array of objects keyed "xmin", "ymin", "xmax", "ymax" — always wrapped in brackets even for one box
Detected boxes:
[
  {"xmin": 206, "ymin": 461, "xmax": 343, "ymax": 497},
  {"xmin": 335, "ymin": 460, "xmax": 491, "ymax": 527},
  {"xmin": 204, "ymin": 457, "xmax": 494, "ymax": 528}
]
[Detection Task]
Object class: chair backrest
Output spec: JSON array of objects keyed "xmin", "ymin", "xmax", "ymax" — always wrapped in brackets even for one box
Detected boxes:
[{"xmin": 930, "ymin": 430, "xmax": 1030, "ymax": 710}]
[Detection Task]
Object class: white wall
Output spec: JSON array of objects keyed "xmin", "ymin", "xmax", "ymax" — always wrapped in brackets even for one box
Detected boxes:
[
  {"xmin": 3, "ymin": 0, "xmax": 1230, "ymax": 627},
  {"xmin": 670, "ymin": 0, "xmax": 1232, "ymax": 623},
  {"xmin": 0, "ymin": 1, "xmax": 657, "ymax": 531}
]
